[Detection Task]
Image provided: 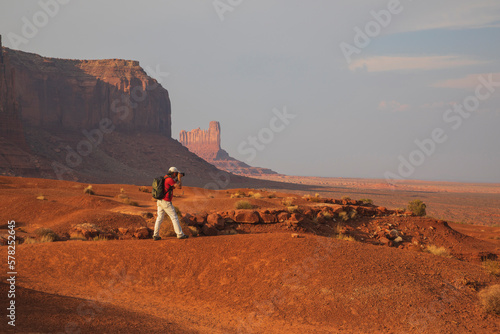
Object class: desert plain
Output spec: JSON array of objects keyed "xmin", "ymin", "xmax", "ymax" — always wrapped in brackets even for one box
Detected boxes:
[{"xmin": 1, "ymin": 174, "xmax": 500, "ymax": 333}]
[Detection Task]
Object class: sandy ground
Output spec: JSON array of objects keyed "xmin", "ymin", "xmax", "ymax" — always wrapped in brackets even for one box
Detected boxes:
[{"xmin": 1, "ymin": 175, "xmax": 500, "ymax": 333}]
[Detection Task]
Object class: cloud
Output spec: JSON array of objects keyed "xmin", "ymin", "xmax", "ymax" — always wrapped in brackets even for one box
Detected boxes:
[
  {"xmin": 378, "ymin": 100, "xmax": 410, "ymax": 112},
  {"xmin": 388, "ymin": 1, "xmax": 500, "ymax": 33},
  {"xmin": 431, "ymin": 72, "xmax": 500, "ymax": 89},
  {"xmin": 349, "ymin": 56, "xmax": 485, "ymax": 72}
]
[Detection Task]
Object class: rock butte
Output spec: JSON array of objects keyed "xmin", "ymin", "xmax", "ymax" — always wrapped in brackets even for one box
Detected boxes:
[{"xmin": 180, "ymin": 121, "xmax": 277, "ymax": 176}]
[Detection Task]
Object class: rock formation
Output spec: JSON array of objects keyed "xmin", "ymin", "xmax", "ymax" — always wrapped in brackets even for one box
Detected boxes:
[
  {"xmin": 180, "ymin": 122, "xmax": 277, "ymax": 176},
  {"xmin": 179, "ymin": 121, "xmax": 221, "ymax": 160},
  {"xmin": 0, "ymin": 36, "xmax": 26, "ymax": 149},
  {"xmin": 4, "ymin": 47, "xmax": 171, "ymax": 136}
]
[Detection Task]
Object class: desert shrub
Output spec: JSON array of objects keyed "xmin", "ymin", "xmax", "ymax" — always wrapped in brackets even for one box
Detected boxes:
[
  {"xmin": 267, "ymin": 192, "xmax": 277, "ymax": 199},
  {"xmin": 349, "ymin": 210, "xmax": 358, "ymax": 220},
  {"xmin": 188, "ymin": 226, "xmax": 199, "ymax": 237},
  {"xmin": 159, "ymin": 206, "xmax": 187, "ymax": 238},
  {"xmin": 123, "ymin": 198, "xmax": 139, "ymax": 206},
  {"xmin": 483, "ymin": 259, "xmax": 500, "ymax": 276},
  {"xmin": 230, "ymin": 191, "xmax": 247, "ymax": 198},
  {"xmin": 36, "ymin": 194, "xmax": 46, "ymax": 200},
  {"xmin": 425, "ymin": 245, "xmax": 450, "ymax": 257},
  {"xmin": 338, "ymin": 211, "xmax": 349, "ymax": 222},
  {"xmin": 34, "ymin": 228, "xmax": 58, "ymax": 242},
  {"xmin": 309, "ymin": 194, "xmax": 322, "ymax": 203},
  {"xmin": 408, "ymin": 199, "xmax": 426, "ymax": 216},
  {"xmin": 282, "ymin": 197, "xmax": 295, "ymax": 206},
  {"xmin": 336, "ymin": 234, "xmax": 355, "ymax": 242},
  {"xmin": 322, "ymin": 212, "xmax": 332, "ymax": 220},
  {"xmin": 250, "ymin": 192, "xmax": 263, "ymax": 199},
  {"xmin": 235, "ymin": 200, "xmax": 253, "ymax": 209},
  {"xmin": 93, "ymin": 235, "xmax": 109, "ymax": 242},
  {"xmin": 84, "ymin": 185, "xmax": 95, "ymax": 195},
  {"xmin": 479, "ymin": 285, "xmax": 500, "ymax": 314},
  {"xmin": 341, "ymin": 196, "xmax": 351, "ymax": 201},
  {"xmin": 69, "ymin": 233, "xmax": 86, "ymax": 241},
  {"xmin": 287, "ymin": 205, "xmax": 300, "ymax": 213},
  {"xmin": 138, "ymin": 186, "xmax": 149, "ymax": 193},
  {"xmin": 360, "ymin": 198, "xmax": 373, "ymax": 204}
]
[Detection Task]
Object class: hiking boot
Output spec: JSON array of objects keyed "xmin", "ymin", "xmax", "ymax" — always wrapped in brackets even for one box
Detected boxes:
[
  {"xmin": 153, "ymin": 236, "xmax": 162, "ymax": 241},
  {"xmin": 177, "ymin": 235, "xmax": 188, "ymax": 239}
]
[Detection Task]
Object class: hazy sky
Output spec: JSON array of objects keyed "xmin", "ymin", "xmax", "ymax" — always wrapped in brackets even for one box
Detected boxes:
[{"xmin": 1, "ymin": 0, "xmax": 499, "ymax": 183}]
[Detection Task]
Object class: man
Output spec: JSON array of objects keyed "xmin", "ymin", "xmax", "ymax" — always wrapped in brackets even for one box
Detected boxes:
[{"xmin": 153, "ymin": 167, "xmax": 188, "ymax": 240}]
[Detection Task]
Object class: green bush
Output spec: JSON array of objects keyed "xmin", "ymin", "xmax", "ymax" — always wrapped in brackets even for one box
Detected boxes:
[
  {"xmin": 408, "ymin": 199, "xmax": 426, "ymax": 216},
  {"xmin": 235, "ymin": 200, "xmax": 253, "ymax": 209}
]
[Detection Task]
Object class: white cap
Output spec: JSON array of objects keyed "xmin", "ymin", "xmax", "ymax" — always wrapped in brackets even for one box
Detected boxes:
[{"xmin": 168, "ymin": 166, "xmax": 179, "ymax": 174}]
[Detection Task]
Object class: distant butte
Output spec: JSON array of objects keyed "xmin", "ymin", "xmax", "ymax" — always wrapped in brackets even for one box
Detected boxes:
[{"xmin": 179, "ymin": 121, "xmax": 277, "ymax": 176}]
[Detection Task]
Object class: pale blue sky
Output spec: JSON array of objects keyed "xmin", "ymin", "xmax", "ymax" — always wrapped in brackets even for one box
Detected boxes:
[{"xmin": 1, "ymin": 0, "xmax": 499, "ymax": 182}]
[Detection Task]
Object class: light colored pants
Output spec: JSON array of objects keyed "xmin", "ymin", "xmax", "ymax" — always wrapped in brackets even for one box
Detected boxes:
[{"xmin": 154, "ymin": 200, "xmax": 185, "ymax": 238}]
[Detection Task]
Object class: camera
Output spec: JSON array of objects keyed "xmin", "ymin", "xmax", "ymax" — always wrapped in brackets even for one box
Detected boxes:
[{"xmin": 180, "ymin": 172, "xmax": 186, "ymax": 177}]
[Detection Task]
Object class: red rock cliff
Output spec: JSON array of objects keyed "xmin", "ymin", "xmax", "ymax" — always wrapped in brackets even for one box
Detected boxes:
[
  {"xmin": 179, "ymin": 121, "xmax": 221, "ymax": 160},
  {"xmin": 180, "ymin": 122, "xmax": 277, "ymax": 176},
  {"xmin": 0, "ymin": 38, "xmax": 26, "ymax": 148},
  {"xmin": 3, "ymin": 47, "xmax": 171, "ymax": 136}
]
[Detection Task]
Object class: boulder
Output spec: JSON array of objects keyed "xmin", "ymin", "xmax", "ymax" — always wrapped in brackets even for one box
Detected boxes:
[
  {"xmin": 201, "ymin": 225, "xmax": 218, "ymax": 236},
  {"xmin": 234, "ymin": 210, "xmax": 261, "ymax": 224},
  {"xmin": 206, "ymin": 213, "xmax": 225, "ymax": 230},
  {"xmin": 259, "ymin": 211, "xmax": 278, "ymax": 224},
  {"xmin": 134, "ymin": 227, "xmax": 150, "ymax": 239},
  {"xmin": 277, "ymin": 211, "xmax": 290, "ymax": 222}
]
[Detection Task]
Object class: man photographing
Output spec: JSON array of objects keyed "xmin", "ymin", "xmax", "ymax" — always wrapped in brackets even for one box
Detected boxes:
[{"xmin": 153, "ymin": 167, "xmax": 188, "ymax": 240}]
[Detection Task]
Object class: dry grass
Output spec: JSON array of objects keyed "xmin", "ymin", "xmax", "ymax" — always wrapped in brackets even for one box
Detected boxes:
[
  {"xmin": 425, "ymin": 245, "xmax": 450, "ymax": 257},
  {"xmin": 34, "ymin": 228, "xmax": 58, "ymax": 242},
  {"xmin": 483, "ymin": 259, "xmax": 500, "ymax": 276},
  {"xmin": 360, "ymin": 198, "xmax": 373, "ymax": 204},
  {"xmin": 230, "ymin": 191, "xmax": 247, "ymax": 198},
  {"xmin": 341, "ymin": 196, "xmax": 351, "ymax": 201},
  {"xmin": 287, "ymin": 205, "xmax": 300, "ymax": 213},
  {"xmin": 250, "ymin": 192, "xmax": 263, "ymax": 199},
  {"xmin": 138, "ymin": 186, "xmax": 150, "ymax": 193},
  {"xmin": 349, "ymin": 210, "xmax": 358, "ymax": 220},
  {"xmin": 321, "ymin": 211, "xmax": 332, "ymax": 220},
  {"xmin": 24, "ymin": 235, "xmax": 55, "ymax": 244},
  {"xmin": 93, "ymin": 235, "xmax": 109, "ymax": 242},
  {"xmin": 235, "ymin": 200, "xmax": 253, "ymax": 209},
  {"xmin": 479, "ymin": 285, "xmax": 500, "ymax": 314},
  {"xmin": 84, "ymin": 185, "xmax": 95, "ymax": 195},
  {"xmin": 282, "ymin": 197, "xmax": 295, "ymax": 206},
  {"xmin": 69, "ymin": 232, "xmax": 86, "ymax": 241},
  {"xmin": 188, "ymin": 226, "xmax": 199, "ymax": 237},
  {"xmin": 336, "ymin": 234, "xmax": 356, "ymax": 242},
  {"xmin": 267, "ymin": 192, "xmax": 277, "ymax": 199},
  {"xmin": 338, "ymin": 211, "xmax": 349, "ymax": 222}
]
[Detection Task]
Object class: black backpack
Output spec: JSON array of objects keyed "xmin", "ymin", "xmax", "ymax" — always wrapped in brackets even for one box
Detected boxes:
[{"xmin": 152, "ymin": 176, "xmax": 173, "ymax": 200}]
